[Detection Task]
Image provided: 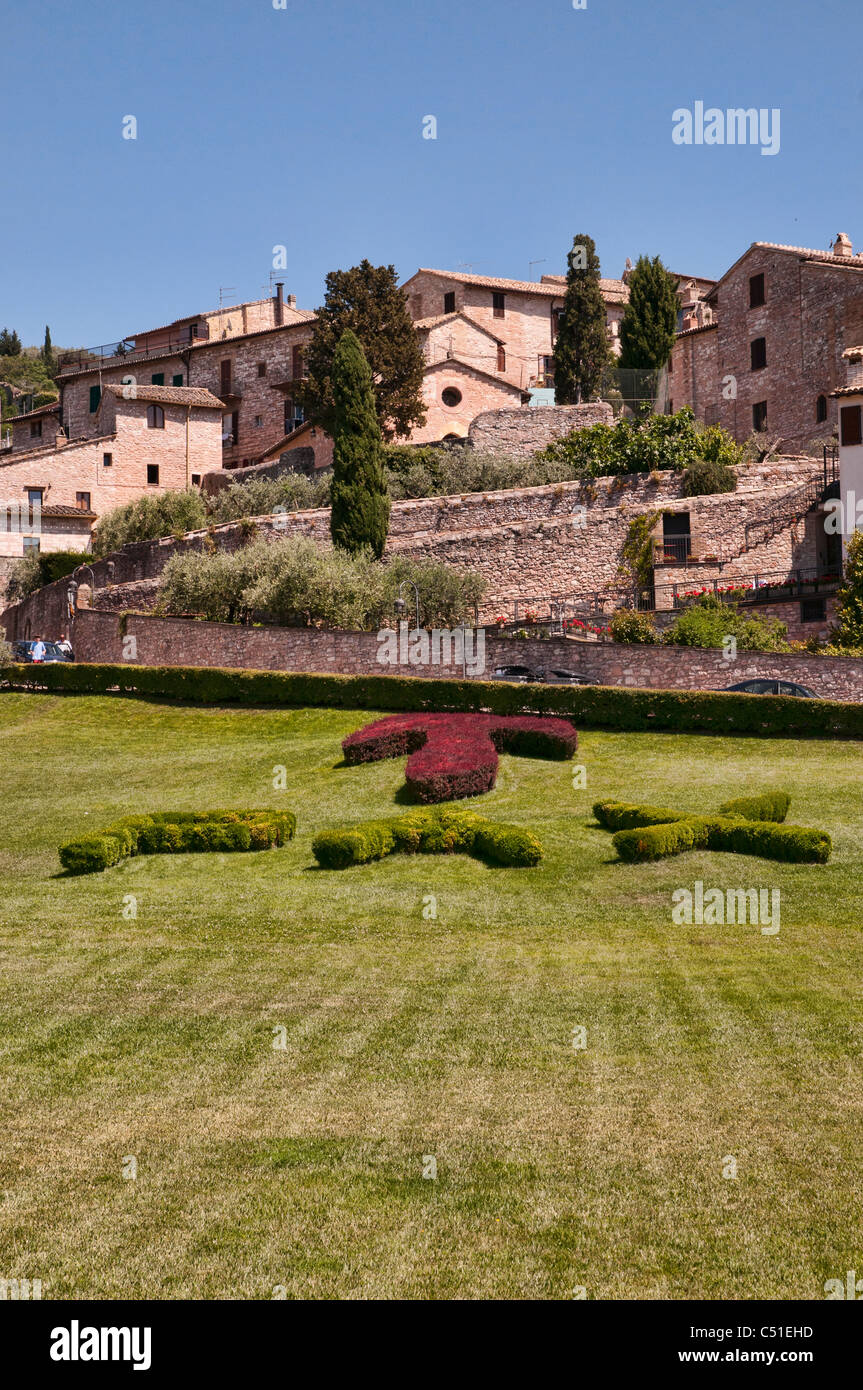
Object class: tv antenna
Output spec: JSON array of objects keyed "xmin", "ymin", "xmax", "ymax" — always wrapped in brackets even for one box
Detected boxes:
[
  {"xmin": 529, "ymin": 259, "xmax": 547, "ymax": 280},
  {"xmin": 218, "ymin": 286, "xmax": 237, "ymax": 310}
]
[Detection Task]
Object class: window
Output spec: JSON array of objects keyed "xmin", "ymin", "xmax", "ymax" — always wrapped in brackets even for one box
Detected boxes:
[
  {"xmin": 816, "ymin": 395, "xmax": 828, "ymax": 424},
  {"xmin": 76, "ymin": 492, "xmax": 90, "ymax": 511},
  {"xmin": 147, "ymin": 464, "xmax": 160, "ymax": 485},
  {"xmin": 254, "ymin": 415, "xmax": 263, "ymax": 427},
  {"xmin": 89, "ymin": 385, "xmax": 102, "ymax": 413},
  {"xmin": 30, "ymin": 420, "xmax": 42, "ymax": 438},
  {"xmin": 103, "ymin": 452, "xmax": 113, "ymax": 467},
  {"xmin": 231, "ymin": 410, "xmax": 239, "ymax": 445},
  {"xmin": 23, "ymin": 535, "xmax": 40, "ymax": 554},
  {"xmin": 662, "ymin": 511, "xmax": 691, "ymax": 562},
  {"xmin": 444, "ymin": 291, "xmax": 456, "ymax": 314},
  {"xmin": 151, "ymin": 373, "xmax": 164, "ymax": 386},
  {"xmin": 220, "ymin": 360, "xmax": 232, "ymax": 395},
  {"xmin": 172, "ymin": 374, "xmax": 184, "ymax": 387},
  {"xmin": 496, "ymin": 345, "xmax": 506, "ymax": 372},
  {"xmin": 492, "ymin": 292, "xmax": 505, "ymax": 318},
  {"xmin": 750, "ymin": 337, "xmax": 767, "ymax": 370},
  {"xmin": 257, "ymin": 362, "xmax": 267, "ymax": 377},
  {"xmin": 441, "ymin": 387, "xmax": 462, "ymax": 407},
  {"xmin": 749, "ymin": 273, "xmax": 765, "ymax": 308},
  {"xmin": 27, "ymin": 488, "xmax": 43, "ymax": 507},
  {"xmin": 752, "ymin": 401, "xmax": 768, "ymax": 432},
  {"xmin": 800, "ymin": 597, "xmax": 826, "ymax": 624},
  {"xmin": 291, "ymin": 345, "xmax": 307, "ymax": 380},
  {"xmin": 146, "ymin": 404, "xmax": 165, "ymax": 429},
  {"xmin": 841, "ymin": 404, "xmax": 863, "ymax": 446},
  {"xmin": 191, "ymin": 474, "xmax": 201, "ymax": 486}
]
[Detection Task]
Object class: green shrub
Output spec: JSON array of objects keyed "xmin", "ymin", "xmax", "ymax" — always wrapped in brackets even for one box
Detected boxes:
[
  {"xmin": 10, "ymin": 663, "xmax": 863, "ymax": 742},
  {"xmin": 593, "ymin": 800, "xmax": 688, "ymax": 831},
  {"xmin": 718, "ymin": 792, "xmax": 790, "ymax": 823},
  {"xmin": 664, "ymin": 593, "xmax": 789, "ymax": 653},
  {"xmin": 5, "ymin": 549, "xmax": 92, "ymax": 602},
  {"xmin": 536, "ymin": 406, "xmax": 743, "ymax": 480},
  {"xmin": 312, "ymin": 806, "xmax": 541, "ymax": 869},
  {"xmin": 92, "ymin": 490, "xmax": 208, "ymax": 556},
  {"xmin": 682, "ymin": 456, "xmax": 737, "ymax": 497},
  {"xmin": 608, "ymin": 610, "xmax": 659, "ymax": 645},
  {"xmin": 59, "ymin": 808, "xmax": 296, "ymax": 875},
  {"xmin": 709, "ymin": 820, "xmax": 831, "ymax": 864}
]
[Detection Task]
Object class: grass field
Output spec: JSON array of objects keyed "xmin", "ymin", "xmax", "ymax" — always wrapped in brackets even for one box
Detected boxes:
[{"xmin": 1, "ymin": 691, "xmax": 862, "ymax": 1300}]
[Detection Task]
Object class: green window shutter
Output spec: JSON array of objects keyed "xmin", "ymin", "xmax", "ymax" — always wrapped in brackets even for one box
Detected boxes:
[
  {"xmin": 172, "ymin": 374, "xmax": 183, "ymax": 387},
  {"xmin": 151, "ymin": 373, "xmax": 164, "ymax": 386},
  {"xmin": 89, "ymin": 385, "xmax": 101, "ymax": 413}
]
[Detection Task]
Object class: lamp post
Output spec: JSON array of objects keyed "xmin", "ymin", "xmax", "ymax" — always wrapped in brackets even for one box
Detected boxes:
[
  {"xmin": 394, "ymin": 580, "xmax": 421, "ymax": 630},
  {"xmin": 66, "ymin": 579, "xmax": 78, "ymax": 626}
]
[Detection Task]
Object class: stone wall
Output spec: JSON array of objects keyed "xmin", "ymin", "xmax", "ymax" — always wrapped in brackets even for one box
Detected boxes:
[
  {"xmin": 55, "ymin": 607, "xmax": 863, "ymax": 703},
  {"xmin": 468, "ymin": 402, "xmax": 613, "ymax": 455}
]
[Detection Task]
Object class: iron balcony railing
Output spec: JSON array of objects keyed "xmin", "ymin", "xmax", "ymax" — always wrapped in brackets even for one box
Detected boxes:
[{"xmin": 56, "ymin": 327, "xmax": 210, "ymax": 377}]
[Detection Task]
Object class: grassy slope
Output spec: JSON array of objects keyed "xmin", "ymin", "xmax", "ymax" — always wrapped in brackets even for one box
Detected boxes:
[{"xmin": 0, "ymin": 693, "xmax": 861, "ymax": 1300}]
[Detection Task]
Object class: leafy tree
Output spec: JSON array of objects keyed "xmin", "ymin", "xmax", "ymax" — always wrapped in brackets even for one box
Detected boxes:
[
  {"xmin": 537, "ymin": 406, "xmax": 742, "ymax": 480},
  {"xmin": 665, "ymin": 593, "xmax": 788, "ymax": 652},
  {"xmin": 0, "ymin": 327, "xmax": 22, "ymax": 357},
  {"xmin": 92, "ymin": 490, "xmax": 208, "ymax": 556},
  {"xmin": 618, "ymin": 255, "xmax": 679, "ymax": 369},
  {"xmin": 294, "ymin": 260, "xmax": 426, "ymax": 441},
  {"xmin": 833, "ymin": 530, "xmax": 863, "ymax": 647},
  {"xmin": 329, "ymin": 330, "xmax": 390, "ymax": 558},
  {"xmin": 553, "ymin": 234, "xmax": 610, "ymax": 404}
]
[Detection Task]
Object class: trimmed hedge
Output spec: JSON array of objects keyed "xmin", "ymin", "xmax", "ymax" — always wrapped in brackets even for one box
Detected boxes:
[
  {"xmin": 312, "ymin": 806, "xmax": 542, "ymax": 869},
  {"xmin": 718, "ymin": 791, "xmax": 790, "ymax": 823},
  {"xmin": 610, "ymin": 810, "xmax": 830, "ymax": 865},
  {"xmin": 593, "ymin": 800, "xmax": 688, "ymax": 832},
  {"xmin": 7, "ymin": 662, "xmax": 863, "ymax": 740},
  {"xmin": 343, "ymin": 712, "xmax": 578, "ymax": 803},
  {"xmin": 59, "ymin": 809, "xmax": 297, "ymax": 875}
]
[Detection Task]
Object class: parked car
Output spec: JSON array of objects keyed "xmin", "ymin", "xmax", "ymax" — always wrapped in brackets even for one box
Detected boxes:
[
  {"xmin": 544, "ymin": 669, "xmax": 590, "ymax": 686},
  {"xmin": 723, "ymin": 679, "xmax": 814, "ymax": 698},
  {"xmin": 491, "ymin": 665, "xmax": 542, "ymax": 683},
  {"xmin": 11, "ymin": 640, "xmax": 73, "ymax": 664}
]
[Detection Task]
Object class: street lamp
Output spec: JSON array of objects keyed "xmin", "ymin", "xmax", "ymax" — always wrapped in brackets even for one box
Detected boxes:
[
  {"xmin": 394, "ymin": 580, "xmax": 421, "ymax": 630},
  {"xmin": 66, "ymin": 579, "xmax": 78, "ymax": 625}
]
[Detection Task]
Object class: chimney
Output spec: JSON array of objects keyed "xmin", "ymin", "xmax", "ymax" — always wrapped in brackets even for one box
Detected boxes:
[
  {"xmin": 274, "ymin": 282, "xmax": 284, "ymax": 326},
  {"xmin": 832, "ymin": 232, "xmax": 853, "ymax": 259},
  {"xmin": 843, "ymin": 346, "xmax": 863, "ymax": 388},
  {"xmin": 287, "ymin": 293, "xmax": 297, "ymax": 310}
]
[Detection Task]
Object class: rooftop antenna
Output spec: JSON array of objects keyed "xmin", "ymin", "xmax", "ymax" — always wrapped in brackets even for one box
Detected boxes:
[
  {"xmin": 529, "ymin": 259, "xmax": 547, "ymax": 280},
  {"xmin": 261, "ymin": 270, "xmax": 280, "ymax": 297},
  {"xmin": 218, "ymin": 286, "xmax": 237, "ymax": 311},
  {"xmin": 455, "ymin": 262, "xmax": 477, "ymax": 274}
]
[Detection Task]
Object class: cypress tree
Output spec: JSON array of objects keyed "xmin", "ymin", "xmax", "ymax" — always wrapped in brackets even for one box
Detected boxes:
[
  {"xmin": 41, "ymin": 325, "xmax": 55, "ymax": 373},
  {"xmin": 553, "ymin": 234, "xmax": 610, "ymax": 404},
  {"xmin": 618, "ymin": 256, "xmax": 679, "ymax": 369},
  {"xmin": 834, "ymin": 530, "xmax": 863, "ymax": 648},
  {"xmin": 329, "ymin": 330, "xmax": 390, "ymax": 558}
]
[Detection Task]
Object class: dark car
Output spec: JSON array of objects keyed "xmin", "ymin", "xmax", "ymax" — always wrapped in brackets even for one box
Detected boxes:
[
  {"xmin": 12, "ymin": 640, "xmax": 73, "ymax": 664},
  {"xmin": 491, "ymin": 665, "xmax": 542, "ymax": 683},
  {"xmin": 544, "ymin": 669, "xmax": 590, "ymax": 686},
  {"xmin": 723, "ymin": 679, "xmax": 815, "ymax": 698}
]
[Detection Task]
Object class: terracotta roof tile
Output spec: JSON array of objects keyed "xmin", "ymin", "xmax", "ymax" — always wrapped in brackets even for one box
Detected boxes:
[{"xmin": 102, "ymin": 384, "xmax": 226, "ymax": 409}]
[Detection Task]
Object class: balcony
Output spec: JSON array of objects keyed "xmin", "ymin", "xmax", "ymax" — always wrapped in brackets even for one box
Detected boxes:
[{"xmin": 55, "ymin": 325, "xmax": 210, "ymax": 377}]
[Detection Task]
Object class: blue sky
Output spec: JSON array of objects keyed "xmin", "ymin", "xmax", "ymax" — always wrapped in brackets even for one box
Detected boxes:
[{"xmin": 2, "ymin": 0, "xmax": 861, "ymax": 347}]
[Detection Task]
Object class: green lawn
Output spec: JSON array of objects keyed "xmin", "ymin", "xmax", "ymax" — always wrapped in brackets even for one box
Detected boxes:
[{"xmin": 1, "ymin": 692, "xmax": 862, "ymax": 1300}]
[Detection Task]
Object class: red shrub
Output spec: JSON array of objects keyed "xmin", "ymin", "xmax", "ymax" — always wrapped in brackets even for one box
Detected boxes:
[{"xmin": 342, "ymin": 713, "xmax": 578, "ymax": 803}]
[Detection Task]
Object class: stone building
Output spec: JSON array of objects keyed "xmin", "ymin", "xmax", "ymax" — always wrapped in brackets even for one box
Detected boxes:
[
  {"xmin": 0, "ymin": 386, "xmax": 223, "ymax": 569},
  {"xmin": 669, "ymin": 234, "xmax": 863, "ymax": 448}
]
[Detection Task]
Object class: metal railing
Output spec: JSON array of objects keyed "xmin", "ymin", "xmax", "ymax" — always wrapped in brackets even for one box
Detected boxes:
[{"xmin": 56, "ymin": 327, "xmax": 209, "ymax": 377}]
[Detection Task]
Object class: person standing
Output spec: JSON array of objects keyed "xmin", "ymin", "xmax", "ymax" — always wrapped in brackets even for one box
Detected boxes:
[{"xmin": 31, "ymin": 636, "xmax": 46, "ymax": 663}]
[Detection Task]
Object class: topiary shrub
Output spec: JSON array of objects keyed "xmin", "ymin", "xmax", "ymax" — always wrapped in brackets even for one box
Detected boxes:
[
  {"xmin": 312, "ymin": 806, "xmax": 542, "ymax": 869},
  {"xmin": 342, "ymin": 712, "xmax": 578, "ymax": 803},
  {"xmin": 59, "ymin": 809, "xmax": 296, "ymax": 875},
  {"xmin": 598, "ymin": 792, "xmax": 830, "ymax": 864},
  {"xmin": 718, "ymin": 792, "xmax": 790, "ymax": 823}
]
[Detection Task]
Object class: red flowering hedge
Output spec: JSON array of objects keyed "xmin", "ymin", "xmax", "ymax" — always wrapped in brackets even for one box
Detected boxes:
[{"xmin": 342, "ymin": 712, "xmax": 578, "ymax": 802}]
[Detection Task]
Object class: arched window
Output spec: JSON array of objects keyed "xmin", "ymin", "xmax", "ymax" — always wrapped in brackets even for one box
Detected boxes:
[
  {"xmin": 816, "ymin": 394, "xmax": 828, "ymax": 424},
  {"xmin": 441, "ymin": 387, "xmax": 462, "ymax": 408},
  {"xmin": 146, "ymin": 404, "xmax": 165, "ymax": 429}
]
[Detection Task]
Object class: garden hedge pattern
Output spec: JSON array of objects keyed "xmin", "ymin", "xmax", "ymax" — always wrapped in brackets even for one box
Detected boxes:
[
  {"xmin": 8, "ymin": 663, "xmax": 863, "ymax": 741},
  {"xmin": 59, "ymin": 809, "xmax": 297, "ymax": 875},
  {"xmin": 593, "ymin": 795, "xmax": 830, "ymax": 864},
  {"xmin": 312, "ymin": 806, "xmax": 542, "ymax": 869},
  {"xmin": 342, "ymin": 712, "xmax": 578, "ymax": 802}
]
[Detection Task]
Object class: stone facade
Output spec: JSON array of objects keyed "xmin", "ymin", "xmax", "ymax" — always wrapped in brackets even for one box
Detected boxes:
[
  {"xmin": 468, "ymin": 403, "xmax": 613, "ymax": 455},
  {"xmin": 670, "ymin": 237, "xmax": 863, "ymax": 447},
  {"xmin": 44, "ymin": 606, "xmax": 863, "ymax": 704}
]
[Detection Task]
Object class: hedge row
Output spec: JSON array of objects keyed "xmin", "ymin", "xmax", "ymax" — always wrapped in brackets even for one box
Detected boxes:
[
  {"xmin": 6, "ymin": 661, "xmax": 863, "ymax": 740},
  {"xmin": 612, "ymin": 815, "xmax": 831, "ymax": 864},
  {"xmin": 593, "ymin": 800, "xmax": 689, "ymax": 832},
  {"xmin": 312, "ymin": 806, "xmax": 542, "ymax": 869},
  {"xmin": 343, "ymin": 712, "xmax": 578, "ymax": 803},
  {"xmin": 59, "ymin": 809, "xmax": 297, "ymax": 875},
  {"xmin": 718, "ymin": 791, "xmax": 790, "ymax": 823}
]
